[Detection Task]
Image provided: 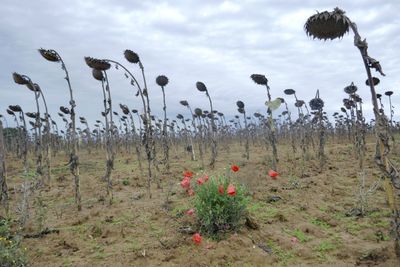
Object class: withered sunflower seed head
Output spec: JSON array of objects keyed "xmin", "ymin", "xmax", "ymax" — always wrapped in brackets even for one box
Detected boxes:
[
  {"xmin": 38, "ymin": 48, "xmax": 59, "ymax": 62},
  {"xmin": 304, "ymin": 7, "xmax": 350, "ymax": 40},
  {"xmin": 156, "ymin": 75, "xmax": 169, "ymax": 87},
  {"xmin": 250, "ymin": 74, "xmax": 268, "ymax": 85},
  {"xmin": 124, "ymin": 50, "xmax": 140, "ymax": 64}
]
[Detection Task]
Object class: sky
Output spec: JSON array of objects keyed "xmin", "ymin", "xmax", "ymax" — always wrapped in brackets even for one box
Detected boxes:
[{"xmin": 0, "ymin": 0, "xmax": 399, "ymax": 129}]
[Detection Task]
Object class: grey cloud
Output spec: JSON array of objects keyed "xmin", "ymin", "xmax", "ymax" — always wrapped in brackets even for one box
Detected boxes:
[{"xmin": 0, "ymin": 0, "xmax": 399, "ymax": 128}]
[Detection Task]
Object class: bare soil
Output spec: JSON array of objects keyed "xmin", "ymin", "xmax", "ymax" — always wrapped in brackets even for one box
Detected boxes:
[{"xmin": 3, "ymin": 139, "xmax": 400, "ymax": 266}]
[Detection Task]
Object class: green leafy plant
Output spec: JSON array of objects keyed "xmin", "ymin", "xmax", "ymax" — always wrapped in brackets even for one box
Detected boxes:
[
  {"xmin": 193, "ymin": 176, "xmax": 248, "ymax": 239},
  {"xmin": 0, "ymin": 218, "xmax": 28, "ymax": 266}
]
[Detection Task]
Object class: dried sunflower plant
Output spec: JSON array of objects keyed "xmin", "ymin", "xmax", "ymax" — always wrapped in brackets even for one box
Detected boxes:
[
  {"xmin": 250, "ymin": 74, "xmax": 281, "ymax": 170},
  {"xmin": 305, "ymin": 7, "xmax": 400, "ymax": 256},
  {"xmin": 85, "ymin": 57, "xmax": 114, "ymax": 205},
  {"xmin": 39, "ymin": 48, "xmax": 82, "ymax": 210}
]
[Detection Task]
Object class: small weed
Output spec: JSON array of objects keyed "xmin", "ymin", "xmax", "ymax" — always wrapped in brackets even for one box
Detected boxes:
[
  {"xmin": 313, "ymin": 240, "xmax": 336, "ymax": 261},
  {"xmin": 311, "ymin": 218, "xmax": 331, "ymax": 230},
  {"xmin": 267, "ymin": 240, "xmax": 294, "ymax": 266},
  {"xmin": 284, "ymin": 228, "xmax": 310, "ymax": 243}
]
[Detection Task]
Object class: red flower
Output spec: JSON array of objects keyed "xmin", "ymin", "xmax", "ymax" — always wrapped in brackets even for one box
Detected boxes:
[
  {"xmin": 183, "ymin": 171, "xmax": 193, "ymax": 178},
  {"xmin": 188, "ymin": 188, "xmax": 195, "ymax": 196},
  {"xmin": 227, "ymin": 184, "xmax": 236, "ymax": 196},
  {"xmin": 268, "ymin": 169, "xmax": 279, "ymax": 179},
  {"xmin": 218, "ymin": 184, "xmax": 224, "ymax": 195},
  {"xmin": 197, "ymin": 178, "xmax": 205, "ymax": 185},
  {"xmin": 203, "ymin": 175, "xmax": 209, "ymax": 182},
  {"xmin": 180, "ymin": 177, "xmax": 190, "ymax": 189},
  {"xmin": 186, "ymin": 208, "xmax": 195, "ymax": 216},
  {"xmin": 192, "ymin": 233, "xmax": 202, "ymax": 244},
  {"xmin": 231, "ymin": 165, "xmax": 240, "ymax": 172}
]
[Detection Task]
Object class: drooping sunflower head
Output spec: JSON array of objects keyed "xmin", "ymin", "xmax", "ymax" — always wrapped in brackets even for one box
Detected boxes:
[
  {"xmin": 344, "ymin": 82, "xmax": 358, "ymax": 94},
  {"xmin": 92, "ymin": 69, "xmax": 104, "ymax": 81},
  {"xmin": 38, "ymin": 48, "xmax": 60, "ymax": 62},
  {"xmin": 180, "ymin": 100, "xmax": 189, "ymax": 107},
  {"xmin": 385, "ymin": 91, "xmax": 393, "ymax": 97},
  {"xmin": 12, "ymin": 72, "xmax": 29, "ymax": 85},
  {"xmin": 196, "ymin": 81, "xmax": 207, "ymax": 92},
  {"xmin": 124, "ymin": 50, "xmax": 140, "ymax": 64},
  {"xmin": 309, "ymin": 98, "xmax": 324, "ymax": 110},
  {"xmin": 304, "ymin": 7, "xmax": 350, "ymax": 40},
  {"xmin": 84, "ymin": 57, "xmax": 111, "ymax": 71},
  {"xmin": 250, "ymin": 74, "xmax": 268, "ymax": 85},
  {"xmin": 156, "ymin": 75, "xmax": 169, "ymax": 87},
  {"xmin": 236, "ymin": 100, "xmax": 245, "ymax": 109},
  {"xmin": 8, "ymin": 105, "xmax": 22, "ymax": 112}
]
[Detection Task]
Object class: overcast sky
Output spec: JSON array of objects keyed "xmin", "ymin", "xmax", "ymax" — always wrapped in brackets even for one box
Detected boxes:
[{"xmin": 1, "ymin": 0, "xmax": 399, "ymax": 128}]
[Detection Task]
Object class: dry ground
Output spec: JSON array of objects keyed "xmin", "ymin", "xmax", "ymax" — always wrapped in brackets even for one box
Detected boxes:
[{"xmin": 2, "ymin": 138, "xmax": 400, "ymax": 266}]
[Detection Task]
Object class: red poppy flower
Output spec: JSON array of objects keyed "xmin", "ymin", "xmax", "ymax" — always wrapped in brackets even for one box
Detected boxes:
[
  {"xmin": 180, "ymin": 177, "xmax": 191, "ymax": 189},
  {"xmin": 227, "ymin": 184, "xmax": 236, "ymax": 196},
  {"xmin": 203, "ymin": 175, "xmax": 209, "ymax": 182},
  {"xmin": 188, "ymin": 188, "xmax": 195, "ymax": 196},
  {"xmin": 268, "ymin": 169, "xmax": 279, "ymax": 179},
  {"xmin": 218, "ymin": 184, "xmax": 224, "ymax": 195},
  {"xmin": 186, "ymin": 208, "xmax": 195, "ymax": 216},
  {"xmin": 183, "ymin": 171, "xmax": 193, "ymax": 178},
  {"xmin": 197, "ymin": 178, "xmax": 205, "ymax": 185},
  {"xmin": 192, "ymin": 233, "xmax": 202, "ymax": 244},
  {"xmin": 231, "ymin": 165, "xmax": 240, "ymax": 172}
]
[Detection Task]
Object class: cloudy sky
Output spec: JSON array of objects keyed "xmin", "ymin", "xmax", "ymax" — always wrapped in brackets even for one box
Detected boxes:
[{"xmin": 1, "ymin": 0, "xmax": 399, "ymax": 128}]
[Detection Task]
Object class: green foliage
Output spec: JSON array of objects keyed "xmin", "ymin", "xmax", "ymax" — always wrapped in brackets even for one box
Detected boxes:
[
  {"xmin": 284, "ymin": 228, "xmax": 310, "ymax": 243},
  {"xmin": 311, "ymin": 218, "xmax": 331, "ymax": 229},
  {"xmin": 267, "ymin": 240, "xmax": 294, "ymax": 266},
  {"xmin": 0, "ymin": 218, "xmax": 28, "ymax": 267},
  {"xmin": 194, "ymin": 176, "xmax": 248, "ymax": 239}
]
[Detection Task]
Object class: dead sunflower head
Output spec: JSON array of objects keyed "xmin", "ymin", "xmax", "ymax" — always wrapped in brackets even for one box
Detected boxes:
[
  {"xmin": 38, "ymin": 48, "xmax": 59, "ymax": 62},
  {"xmin": 196, "ymin": 81, "xmax": 207, "ymax": 92},
  {"xmin": 385, "ymin": 91, "xmax": 393, "ymax": 96},
  {"xmin": 26, "ymin": 83, "xmax": 40, "ymax": 92},
  {"xmin": 304, "ymin": 7, "xmax": 350, "ymax": 40},
  {"xmin": 92, "ymin": 69, "xmax": 104, "ymax": 81},
  {"xmin": 284, "ymin": 89, "xmax": 295, "ymax": 95},
  {"xmin": 309, "ymin": 98, "xmax": 324, "ymax": 110},
  {"xmin": 180, "ymin": 100, "xmax": 189, "ymax": 107},
  {"xmin": 194, "ymin": 108, "xmax": 202, "ymax": 116},
  {"xmin": 365, "ymin": 77, "xmax": 380, "ymax": 86},
  {"xmin": 84, "ymin": 57, "xmax": 111, "ymax": 71},
  {"xmin": 60, "ymin": 106, "xmax": 70, "ymax": 115},
  {"xmin": 12, "ymin": 72, "xmax": 29, "ymax": 85},
  {"xmin": 9, "ymin": 105, "xmax": 22, "ymax": 112},
  {"xmin": 119, "ymin": 104, "xmax": 130, "ymax": 115},
  {"xmin": 26, "ymin": 112, "xmax": 38, "ymax": 119},
  {"xmin": 295, "ymin": 100, "xmax": 305, "ymax": 108},
  {"xmin": 236, "ymin": 100, "xmax": 245, "ymax": 109},
  {"xmin": 156, "ymin": 75, "xmax": 169, "ymax": 87},
  {"xmin": 124, "ymin": 50, "xmax": 140, "ymax": 64},
  {"xmin": 344, "ymin": 82, "xmax": 358, "ymax": 94},
  {"xmin": 250, "ymin": 74, "xmax": 268, "ymax": 85}
]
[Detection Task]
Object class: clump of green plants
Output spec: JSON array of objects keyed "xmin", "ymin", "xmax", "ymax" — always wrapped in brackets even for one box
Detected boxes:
[
  {"xmin": 0, "ymin": 218, "xmax": 28, "ymax": 267},
  {"xmin": 193, "ymin": 174, "xmax": 248, "ymax": 239}
]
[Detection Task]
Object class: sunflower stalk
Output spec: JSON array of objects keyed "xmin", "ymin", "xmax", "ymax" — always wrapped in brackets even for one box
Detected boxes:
[
  {"xmin": 0, "ymin": 120, "xmax": 8, "ymax": 214},
  {"xmin": 39, "ymin": 49, "xmax": 81, "ymax": 210}
]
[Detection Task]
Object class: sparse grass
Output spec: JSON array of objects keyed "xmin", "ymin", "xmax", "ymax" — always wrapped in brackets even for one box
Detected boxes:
[
  {"xmin": 313, "ymin": 240, "xmax": 336, "ymax": 261},
  {"xmin": 284, "ymin": 228, "xmax": 310, "ymax": 243},
  {"xmin": 267, "ymin": 240, "xmax": 295, "ymax": 266},
  {"xmin": 248, "ymin": 202, "xmax": 279, "ymax": 221},
  {"xmin": 311, "ymin": 218, "xmax": 331, "ymax": 230}
]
